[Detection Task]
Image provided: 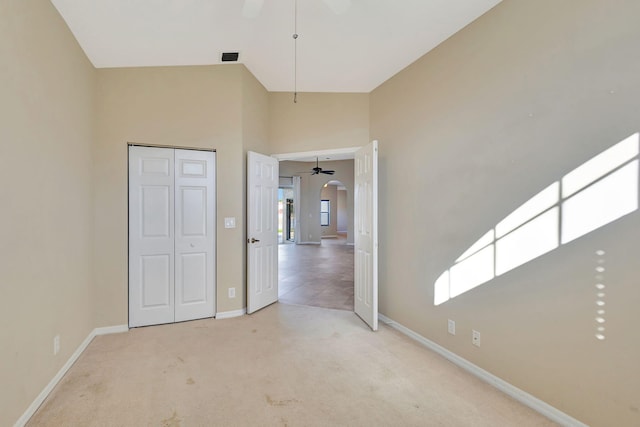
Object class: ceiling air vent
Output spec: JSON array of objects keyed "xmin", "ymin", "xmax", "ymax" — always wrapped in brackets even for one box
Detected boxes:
[{"xmin": 221, "ymin": 52, "xmax": 239, "ymax": 62}]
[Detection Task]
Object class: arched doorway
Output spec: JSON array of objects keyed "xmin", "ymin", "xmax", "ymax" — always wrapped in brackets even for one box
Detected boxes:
[{"xmin": 320, "ymin": 179, "xmax": 349, "ymax": 244}]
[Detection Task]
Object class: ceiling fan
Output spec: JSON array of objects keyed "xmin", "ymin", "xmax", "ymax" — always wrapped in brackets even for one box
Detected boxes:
[
  {"xmin": 242, "ymin": 0, "xmax": 352, "ymax": 19},
  {"xmin": 300, "ymin": 158, "xmax": 335, "ymax": 175}
]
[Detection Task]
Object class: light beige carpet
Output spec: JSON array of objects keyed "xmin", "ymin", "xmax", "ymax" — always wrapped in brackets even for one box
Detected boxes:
[{"xmin": 28, "ymin": 303, "xmax": 557, "ymax": 426}]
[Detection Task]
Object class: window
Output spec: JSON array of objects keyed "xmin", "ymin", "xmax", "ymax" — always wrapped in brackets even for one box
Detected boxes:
[{"xmin": 320, "ymin": 200, "xmax": 330, "ymax": 226}]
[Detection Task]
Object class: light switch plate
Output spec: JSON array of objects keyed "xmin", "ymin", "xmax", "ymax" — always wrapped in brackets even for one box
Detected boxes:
[{"xmin": 224, "ymin": 217, "xmax": 236, "ymax": 229}]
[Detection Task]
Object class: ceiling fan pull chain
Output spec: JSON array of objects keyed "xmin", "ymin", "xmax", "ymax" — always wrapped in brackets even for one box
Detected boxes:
[{"xmin": 293, "ymin": 0, "xmax": 298, "ymax": 103}]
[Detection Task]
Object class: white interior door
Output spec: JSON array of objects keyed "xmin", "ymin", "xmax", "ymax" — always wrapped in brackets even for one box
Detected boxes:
[
  {"xmin": 247, "ymin": 151, "xmax": 279, "ymax": 314},
  {"xmin": 129, "ymin": 146, "xmax": 176, "ymax": 327},
  {"xmin": 174, "ymin": 149, "xmax": 216, "ymax": 322},
  {"xmin": 129, "ymin": 146, "xmax": 216, "ymax": 327},
  {"xmin": 354, "ymin": 140, "xmax": 379, "ymax": 331}
]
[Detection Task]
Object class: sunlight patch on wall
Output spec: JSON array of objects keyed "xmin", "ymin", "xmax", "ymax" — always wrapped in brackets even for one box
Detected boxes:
[
  {"xmin": 434, "ymin": 133, "xmax": 639, "ymax": 305},
  {"xmin": 450, "ymin": 244, "xmax": 494, "ymax": 298},
  {"xmin": 562, "ymin": 160, "xmax": 638, "ymax": 244},
  {"xmin": 562, "ymin": 133, "xmax": 638, "ymax": 198},
  {"xmin": 496, "ymin": 207, "xmax": 559, "ymax": 276},
  {"xmin": 495, "ymin": 183, "xmax": 559, "ymax": 238},
  {"xmin": 456, "ymin": 230, "xmax": 494, "ymax": 262}
]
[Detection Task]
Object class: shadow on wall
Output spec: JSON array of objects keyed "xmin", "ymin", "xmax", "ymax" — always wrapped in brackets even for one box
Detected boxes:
[{"xmin": 435, "ymin": 132, "xmax": 639, "ymax": 310}]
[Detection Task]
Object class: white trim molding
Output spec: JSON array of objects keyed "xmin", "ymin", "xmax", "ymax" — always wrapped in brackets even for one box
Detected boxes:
[
  {"xmin": 94, "ymin": 324, "xmax": 129, "ymax": 335},
  {"xmin": 215, "ymin": 308, "xmax": 247, "ymax": 319},
  {"xmin": 296, "ymin": 241, "xmax": 321, "ymax": 245},
  {"xmin": 272, "ymin": 146, "xmax": 360, "ymax": 162},
  {"xmin": 14, "ymin": 325, "xmax": 129, "ymax": 427},
  {"xmin": 378, "ymin": 314, "xmax": 588, "ymax": 427}
]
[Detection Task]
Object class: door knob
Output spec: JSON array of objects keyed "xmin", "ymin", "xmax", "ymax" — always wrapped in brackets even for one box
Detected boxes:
[{"xmin": 249, "ymin": 238, "xmax": 260, "ymax": 243}]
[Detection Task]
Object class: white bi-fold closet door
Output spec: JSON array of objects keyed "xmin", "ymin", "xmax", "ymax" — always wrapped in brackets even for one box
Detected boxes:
[{"xmin": 129, "ymin": 146, "xmax": 216, "ymax": 328}]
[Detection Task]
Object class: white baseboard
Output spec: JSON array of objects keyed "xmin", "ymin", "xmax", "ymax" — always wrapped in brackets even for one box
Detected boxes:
[
  {"xmin": 378, "ymin": 314, "xmax": 588, "ymax": 427},
  {"xmin": 296, "ymin": 241, "xmax": 321, "ymax": 245},
  {"xmin": 14, "ymin": 324, "xmax": 129, "ymax": 427},
  {"xmin": 94, "ymin": 324, "xmax": 129, "ymax": 335},
  {"xmin": 215, "ymin": 308, "xmax": 246, "ymax": 319},
  {"xmin": 321, "ymin": 235, "xmax": 338, "ymax": 238}
]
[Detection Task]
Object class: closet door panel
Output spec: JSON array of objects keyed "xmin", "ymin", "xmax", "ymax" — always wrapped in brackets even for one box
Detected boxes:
[
  {"xmin": 129, "ymin": 146, "xmax": 175, "ymax": 327},
  {"xmin": 174, "ymin": 149, "xmax": 216, "ymax": 322},
  {"xmin": 129, "ymin": 147, "xmax": 216, "ymax": 327}
]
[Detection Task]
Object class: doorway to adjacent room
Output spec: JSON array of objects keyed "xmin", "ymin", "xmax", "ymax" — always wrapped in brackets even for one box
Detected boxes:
[{"xmin": 279, "ymin": 177, "xmax": 354, "ymax": 310}]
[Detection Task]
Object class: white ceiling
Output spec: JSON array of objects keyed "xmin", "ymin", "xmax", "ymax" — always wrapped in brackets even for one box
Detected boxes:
[{"xmin": 51, "ymin": 0, "xmax": 501, "ymax": 93}]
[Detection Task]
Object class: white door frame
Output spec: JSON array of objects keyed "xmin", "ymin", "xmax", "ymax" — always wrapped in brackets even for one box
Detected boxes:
[
  {"xmin": 271, "ymin": 144, "xmax": 378, "ymax": 329},
  {"xmin": 293, "ymin": 175, "xmax": 301, "ymax": 244}
]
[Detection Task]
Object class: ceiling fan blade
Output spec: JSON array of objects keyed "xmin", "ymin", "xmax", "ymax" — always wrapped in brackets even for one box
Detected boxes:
[
  {"xmin": 323, "ymin": 0, "xmax": 351, "ymax": 15},
  {"xmin": 321, "ymin": 170, "xmax": 335, "ymax": 175},
  {"xmin": 242, "ymin": 0, "xmax": 264, "ymax": 19}
]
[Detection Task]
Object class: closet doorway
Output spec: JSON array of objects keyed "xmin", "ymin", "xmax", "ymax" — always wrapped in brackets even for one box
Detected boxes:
[{"xmin": 128, "ymin": 145, "xmax": 216, "ymax": 327}]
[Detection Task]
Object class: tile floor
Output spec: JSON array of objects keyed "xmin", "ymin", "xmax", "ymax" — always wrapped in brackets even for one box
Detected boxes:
[{"xmin": 278, "ymin": 236, "xmax": 354, "ymax": 311}]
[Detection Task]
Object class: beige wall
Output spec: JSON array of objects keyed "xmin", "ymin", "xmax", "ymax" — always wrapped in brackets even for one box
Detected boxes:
[
  {"xmin": 0, "ymin": 0, "xmax": 96, "ymax": 425},
  {"xmin": 269, "ymin": 91, "xmax": 367, "ymax": 246},
  {"xmin": 94, "ymin": 65, "xmax": 247, "ymax": 324},
  {"xmin": 269, "ymin": 92, "xmax": 370, "ymax": 154},
  {"xmin": 337, "ymin": 189, "xmax": 348, "ymax": 233},
  {"xmin": 370, "ymin": 1, "xmax": 640, "ymax": 426},
  {"xmin": 241, "ymin": 67, "xmax": 270, "ymax": 306},
  {"xmin": 242, "ymin": 67, "xmax": 270, "ymax": 154},
  {"xmin": 279, "ymin": 160, "xmax": 354, "ymax": 244}
]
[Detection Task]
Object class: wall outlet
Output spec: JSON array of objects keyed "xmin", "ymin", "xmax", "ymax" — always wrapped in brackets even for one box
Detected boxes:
[
  {"xmin": 53, "ymin": 335, "xmax": 60, "ymax": 355},
  {"xmin": 447, "ymin": 319, "xmax": 456, "ymax": 335},
  {"xmin": 228, "ymin": 287, "xmax": 236, "ymax": 298},
  {"xmin": 472, "ymin": 330, "xmax": 481, "ymax": 347}
]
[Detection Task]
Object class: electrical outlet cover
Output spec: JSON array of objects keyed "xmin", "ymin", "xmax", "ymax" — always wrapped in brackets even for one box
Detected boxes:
[
  {"xmin": 472, "ymin": 330, "xmax": 481, "ymax": 347},
  {"xmin": 447, "ymin": 319, "xmax": 456, "ymax": 335}
]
